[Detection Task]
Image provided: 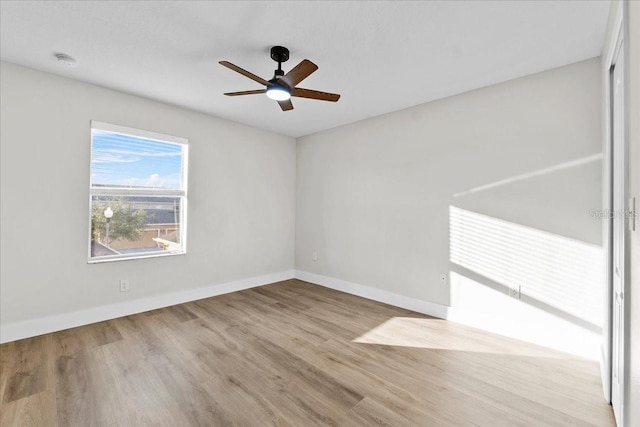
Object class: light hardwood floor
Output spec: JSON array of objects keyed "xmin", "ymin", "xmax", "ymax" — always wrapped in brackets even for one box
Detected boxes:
[{"xmin": 1, "ymin": 279, "xmax": 614, "ymax": 426}]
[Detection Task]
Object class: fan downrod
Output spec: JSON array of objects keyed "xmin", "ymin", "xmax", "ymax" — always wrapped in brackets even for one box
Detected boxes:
[{"xmin": 270, "ymin": 46, "xmax": 289, "ymax": 79}]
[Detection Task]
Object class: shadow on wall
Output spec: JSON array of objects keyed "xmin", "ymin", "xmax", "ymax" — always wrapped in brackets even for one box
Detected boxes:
[
  {"xmin": 449, "ymin": 206, "xmax": 603, "ymax": 330},
  {"xmin": 447, "ymin": 154, "xmax": 604, "ymax": 359},
  {"xmin": 448, "ymin": 207, "xmax": 603, "ymax": 359}
]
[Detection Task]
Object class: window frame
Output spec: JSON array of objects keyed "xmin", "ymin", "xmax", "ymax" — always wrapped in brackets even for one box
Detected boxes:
[{"xmin": 87, "ymin": 121, "xmax": 189, "ymax": 263}]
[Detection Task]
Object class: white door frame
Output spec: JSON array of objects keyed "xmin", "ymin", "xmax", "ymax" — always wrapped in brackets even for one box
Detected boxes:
[
  {"xmin": 602, "ymin": 4, "xmax": 626, "ymax": 425},
  {"xmin": 611, "ymin": 36, "xmax": 626, "ymax": 426}
]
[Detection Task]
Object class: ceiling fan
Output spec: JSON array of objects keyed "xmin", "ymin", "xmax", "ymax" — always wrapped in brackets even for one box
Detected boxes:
[{"xmin": 220, "ymin": 46, "xmax": 340, "ymax": 111}]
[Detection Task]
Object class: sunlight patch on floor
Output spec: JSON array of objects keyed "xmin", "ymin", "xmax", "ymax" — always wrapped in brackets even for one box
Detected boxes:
[{"xmin": 351, "ymin": 316, "xmax": 564, "ymax": 357}]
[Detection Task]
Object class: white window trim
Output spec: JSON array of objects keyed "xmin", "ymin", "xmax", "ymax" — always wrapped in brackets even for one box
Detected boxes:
[
  {"xmin": 88, "ymin": 121, "xmax": 188, "ymax": 263},
  {"xmin": 91, "ymin": 121, "xmax": 188, "ymax": 146}
]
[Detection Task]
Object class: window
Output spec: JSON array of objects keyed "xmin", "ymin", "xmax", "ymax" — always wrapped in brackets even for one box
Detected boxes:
[{"xmin": 88, "ymin": 121, "xmax": 188, "ymax": 262}]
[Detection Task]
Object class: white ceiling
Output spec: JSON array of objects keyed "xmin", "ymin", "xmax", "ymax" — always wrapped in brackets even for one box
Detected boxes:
[{"xmin": 1, "ymin": 1, "xmax": 610, "ymax": 138}]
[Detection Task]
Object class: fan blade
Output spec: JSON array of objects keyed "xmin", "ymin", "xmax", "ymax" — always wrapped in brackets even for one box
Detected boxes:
[
  {"xmin": 278, "ymin": 99, "xmax": 294, "ymax": 111},
  {"xmin": 291, "ymin": 88, "xmax": 340, "ymax": 102},
  {"xmin": 224, "ymin": 89, "xmax": 266, "ymax": 96},
  {"xmin": 279, "ymin": 59, "xmax": 318, "ymax": 88},
  {"xmin": 219, "ymin": 61, "xmax": 269, "ymax": 86}
]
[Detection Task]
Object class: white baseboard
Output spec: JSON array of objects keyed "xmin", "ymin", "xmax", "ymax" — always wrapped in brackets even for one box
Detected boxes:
[
  {"xmin": 294, "ymin": 270, "xmax": 449, "ymax": 319},
  {"xmin": 0, "ymin": 270, "xmax": 295, "ymax": 344}
]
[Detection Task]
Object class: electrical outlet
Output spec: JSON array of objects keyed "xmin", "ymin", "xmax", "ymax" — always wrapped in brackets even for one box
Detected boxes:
[
  {"xmin": 312, "ymin": 251, "xmax": 318, "ymax": 261},
  {"xmin": 119, "ymin": 279, "xmax": 130, "ymax": 292},
  {"xmin": 508, "ymin": 286, "xmax": 519, "ymax": 299},
  {"xmin": 439, "ymin": 274, "xmax": 447, "ymax": 285}
]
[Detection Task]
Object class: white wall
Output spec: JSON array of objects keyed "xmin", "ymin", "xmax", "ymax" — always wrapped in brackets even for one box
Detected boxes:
[
  {"xmin": 296, "ymin": 59, "xmax": 602, "ymax": 357},
  {"xmin": 0, "ymin": 62, "xmax": 296, "ymax": 337}
]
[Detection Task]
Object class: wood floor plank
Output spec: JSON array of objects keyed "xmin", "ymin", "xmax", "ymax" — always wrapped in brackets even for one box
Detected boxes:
[
  {"xmin": 54, "ymin": 347, "xmax": 119, "ymax": 426},
  {"xmin": 160, "ymin": 322, "xmax": 311, "ymax": 426},
  {"xmin": 0, "ymin": 391, "xmax": 58, "ymax": 427},
  {"xmin": 319, "ymin": 337, "xmax": 534, "ymax": 426},
  {"xmin": 0, "ymin": 279, "xmax": 615, "ymax": 426},
  {"xmin": 331, "ymin": 337, "xmax": 591, "ymax": 426},
  {"xmin": 280, "ymin": 337, "xmax": 469, "ymax": 425},
  {"xmin": 343, "ymin": 396, "xmax": 417, "ymax": 427},
  {"xmin": 234, "ymin": 323, "xmax": 364, "ymax": 412},
  {"xmin": 1, "ymin": 335, "xmax": 53, "ymax": 404}
]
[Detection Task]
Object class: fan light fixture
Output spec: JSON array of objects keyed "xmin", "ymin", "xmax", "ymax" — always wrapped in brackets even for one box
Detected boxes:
[{"xmin": 266, "ymin": 85, "xmax": 291, "ymax": 101}]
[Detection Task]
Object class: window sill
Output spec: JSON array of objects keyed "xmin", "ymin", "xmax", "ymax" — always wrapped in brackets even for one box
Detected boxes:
[{"xmin": 87, "ymin": 250, "xmax": 186, "ymax": 264}]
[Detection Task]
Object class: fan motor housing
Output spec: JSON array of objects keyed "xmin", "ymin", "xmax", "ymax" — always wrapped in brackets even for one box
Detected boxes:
[{"xmin": 270, "ymin": 46, "xmax": 289, "ymax": 63}]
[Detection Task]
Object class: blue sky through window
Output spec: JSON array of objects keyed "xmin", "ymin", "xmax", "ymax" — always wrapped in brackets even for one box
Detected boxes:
[{"xmin": 91, "ymin": 130, "xmax": 183, "ymax": 190}]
